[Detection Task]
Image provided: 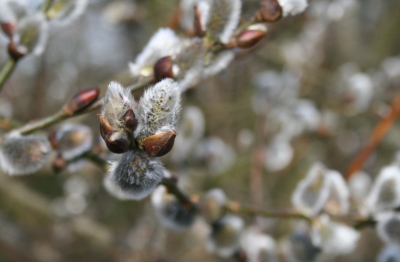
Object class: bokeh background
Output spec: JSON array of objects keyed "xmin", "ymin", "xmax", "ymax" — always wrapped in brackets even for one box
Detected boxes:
[{"xmin": 1, "ymin": 0, "xmax": 400, "ymax": 261}]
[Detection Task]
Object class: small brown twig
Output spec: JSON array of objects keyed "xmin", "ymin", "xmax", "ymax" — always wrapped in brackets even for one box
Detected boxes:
[{"xmin": 345, "ymin": 93, "xmax": 400, "ymax": 180}]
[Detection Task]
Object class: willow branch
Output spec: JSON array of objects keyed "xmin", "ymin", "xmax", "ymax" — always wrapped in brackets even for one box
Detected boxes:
[
  {"xmin": 10, "ymin": 77, "xmax": 153, "ymax": 135},
  {"xmin": 225, "ymin": 201, "xmax": 312, "ymax": 221},
  {"xmin": 345, "ymin": 93, "xmax": 400, "ymax": 180},
  {"xmin": 0, "ymin": 59, "xmax": 16, "ymax": 92}
]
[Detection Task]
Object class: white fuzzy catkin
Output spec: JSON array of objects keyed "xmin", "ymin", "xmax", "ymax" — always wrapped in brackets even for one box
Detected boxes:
[
  {"xmin": 323, "ymin": 170, "xmax": 350, "ymax": 216},
  {"xmin": 311, "ymin": 215, "xmax": 360, "ymax": 255},
  {"xmin": 376, "ymin": 212, "xmax": 400, "ymax": 245},
  {"xmin": 206, "ymin": 214, "xmax": 244, "ymax": 258},
  {"xmin": 151, "ymin": 184, "xmax": 197, "ymax": 231},
  {"xmin": 278, "ymin": 0, "xmax": 308, "ymax": 16},
  {"xmin": 47, "ymin": 0, "xmax": 88, "ymax": 27},
  {"xmin": 129, "ymin": 28, "xmax": 180, "ymax": 76},
  {"xmin": 109, "ymin": 149, "xmax": 164, "ymax": 200},
  {"xmin": 291, "ymin": 162, "xmax": 331, "ymax": 216},
  {"xmin": 136, "ymin": 78, "xmax": 181, "ymax": 143},
  {"xmin": 55, "ymin": 123, "xmax": 93, "ymax": 160},
  {"xmin": 13, "ymin": 12, "xmax": 49, "ymax": 56},
  {"xmin": 365, "ymin": 165, "xmax": 400, "ymax": 214},
  {"xmin": 200, "ymin": 0, "xmax": 242, "ymax": 44},
  {"xmin": 103, "ymin": 172, "xmax": 132, "ymax": 200},
  {"xmin": 102, "ymin": 81, "xmax": 136, "ymax": 131},
  {"xmin": 0, "ymin": 134, "xmax": 51, "ymax": 175},
  {"xmin": 201, "ymin": 188, "xmax": 227, "ymax": 223},
  {"xmin": 240, "ymin": 227, "xmax": 277, "ymax": 262}
]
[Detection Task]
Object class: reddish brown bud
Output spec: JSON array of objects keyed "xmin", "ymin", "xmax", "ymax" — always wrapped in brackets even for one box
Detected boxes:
[
  {"xmin": 8, "ymin": 41, "xmax": 25, "ymax": 61},
  {"xmin": 62, "ymin": 88, "xmax": 100, "ymax": 116},
  {"xmin": 236, "ymin": 29, "xmax": 267, "ymax": 49},
  {"xmin": 255, "ymin": 0, "xmax": 282, "ymax": 22},
  {"xmin": 194, "ymin": 6, "xmax": 205, "ymax": 37},
  {"xmin": 99, "ymin": 114, "xmax": 130, "ymax": 154},
  {"xmin": 123, "ymin": 109, "xmax": 138, "ymax": 133},
  {"xmin": 48, "ymin": 131, "xmax": 58, "ymax": 150},
  {"xmin": 154, "ymin": 56, "xmax": 174, "ymax": 82},
  {"xmin": 141, "ymin": 131, "xmax": 177, "ymax": 157},
  {"xmin": 1, "ymin": 22, "xmax": 15, "ymax": 38},
  {"xmin": 53, "ymin": 156, "xmax": 67, "ymax": 173}
]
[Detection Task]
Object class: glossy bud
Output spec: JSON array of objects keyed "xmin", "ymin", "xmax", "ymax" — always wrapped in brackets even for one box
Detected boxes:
[
  {"xmin": 1, "ymin": 22, "xmax": 15, "ymax": 38},
  {"xmin": 154, "ymin": 56, "xmax": 174, "ymax": 82},
  {"xmin": 62, "ymin": 87, "xmax": 100, "ymax": 116},
  {"xmin": 237, "ymin": 29, "xmax": 266, "ymax": 49},
  {"xmin": 141, "ymin": 131, "xmax": 177, "ymax": 157},
  {"xmin": 255, "ymin": 0, "xmax": 282, "ymax": 22},
  {"xmin": 123, "ymin": 109, "xmax": 138, "ymax": 133},
  {"xmin": 99, "ymin": 114, "xmax": 130, "ymax": 154}
]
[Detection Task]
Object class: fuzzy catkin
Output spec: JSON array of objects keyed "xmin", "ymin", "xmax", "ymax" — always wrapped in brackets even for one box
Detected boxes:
[
  {"xmin": 0, "ymin": 134, "xmax": 51, "ymax": 175},
  {"xmin": 136, "ymin": 78, "xmax": 181, "ymax": 143},
  {"xmin": 109, "ymin": 149, "xmax": 164, "ymax": 200}
]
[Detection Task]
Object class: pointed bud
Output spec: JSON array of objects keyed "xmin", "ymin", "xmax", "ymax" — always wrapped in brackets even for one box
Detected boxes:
[
  {"xmin": 154, "ymin": 56, "xmax": 174, "ymax": 82},
  {"xmin": 62, "ymin": 88, "xmax": 100, "ymax": 116},
  {"xmin": 142, "ymin": 131, "xmax": 177, "ymax": 157},
  {"xmin": 256, "ymin": 0, "xmax": 282, "ymax": 22},
  {"xmin": 122, "ymin": 109, "xmax": 138, "ymax": 133},
  {"xmin": 8, "ymin": 40, "xmax": 25, "ymax": 61},
  {"xmin": 1, "ymin": 22, "xmax": 15, "ymax": 38},
  {"xmin": 99, "ymin": 114, "xmax": 130, "ymax": 154},
  {"xmin": 236, "ymin": 27, "xmax": 267, "ymax": 49},
  {"xmin": 194, "ymin": 6, "xmax": 205, "ymax": 37}
]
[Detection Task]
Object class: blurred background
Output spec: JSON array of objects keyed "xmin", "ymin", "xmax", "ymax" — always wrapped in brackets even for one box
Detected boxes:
[{"xmin": 0, "ymin": 0, "xmax": 400, "ymax": 261}]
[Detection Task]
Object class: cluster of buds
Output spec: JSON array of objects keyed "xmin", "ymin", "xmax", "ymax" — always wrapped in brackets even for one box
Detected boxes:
[
  {"xmin": 131, "ymin": 0, "xmax": 310, "ymax": 92},
  {"xmin": 0, "ymin": 0, "xmax": 88, "ymax": 60},
  {"xmin": 99, "ymin": 79, "xmax": 181, "ymax": 200}
]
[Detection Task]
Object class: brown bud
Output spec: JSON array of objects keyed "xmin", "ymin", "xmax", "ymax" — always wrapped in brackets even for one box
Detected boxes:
[
  {"xmin": 236, "ymin": 29, "xmax": 266, "ymax": 49},
  {"xmin": 62, "ymin": 88, "xmax": 100, "ymax": 116},
  {"xmin": 98, "ymin": 114, "xmax": 130, "ymax": 154},
  {"xmin": 53, "ymin": 156, "xmax": 67, "ymax": 173},
  {"xmin": 194, "ymin": 6, "xmax": 205, "ymax": 37},
  {"xmin": 154, "ymin": 56, "xmax": 174, "ymax": 82},
  {"xmin": 123, "ymin": 109, "xmax": 138, "ymax": 133},
  {"xmin": 1, "ymin": 22, "xmax": 15, "ymax": 38},
  {"xmin": 255, "ymin": 0, "xmax": 282, "ymax": 22},
  {"xmin": 8, "ymin": 41, "xmax": 25, "ymax": 61},
  {"xmin": 141, "ymin": 131, "xmax": 177, "ymax": 157},
  {"xmin": 48, "ymin": 131, "xmax": 58, "ymax": 150}
]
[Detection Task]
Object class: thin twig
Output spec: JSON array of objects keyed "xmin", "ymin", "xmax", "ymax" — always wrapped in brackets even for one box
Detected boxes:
[
  {"xmin": 0, "ymin": 59, "xmax": 16, "ymax": 92},
  {"xmin": 345, "ymin": 93, "xmax": 400, "ymax": 180},
  {"xmin": 225, "ymin": 201, "xmax": 312, "ymax": 221},
  {"xmin": 160, "ymin": 177, "xmax": 192, "ymax": 204}
]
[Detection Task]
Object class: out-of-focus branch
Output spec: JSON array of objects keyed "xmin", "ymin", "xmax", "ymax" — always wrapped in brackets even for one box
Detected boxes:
[
  {"xmin": 0, "ymin": 59, "xmax": 16, "ymax": 92},
  {"xmin": 345, "ymin": 93, "xmax": 400, "ymax": 180},
  {"xmin": 225, "ymin": 201, "xmax": 312, "ymax": 221}
]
